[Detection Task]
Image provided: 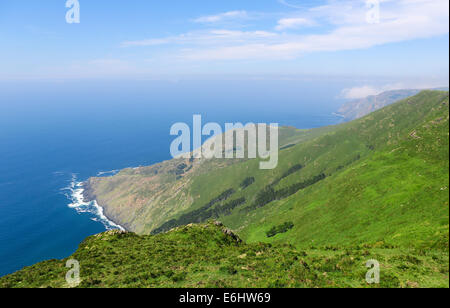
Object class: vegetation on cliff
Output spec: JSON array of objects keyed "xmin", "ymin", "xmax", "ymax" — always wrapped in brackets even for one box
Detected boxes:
[{"xmin": 1, "ymin": 90, "xmax": 448, "ymax": 288}]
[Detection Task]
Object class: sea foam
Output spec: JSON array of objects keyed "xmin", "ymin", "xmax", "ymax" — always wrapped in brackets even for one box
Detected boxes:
[{"xmin": 65, "ymin": 175, "xmax": 125, "ymax": 231}]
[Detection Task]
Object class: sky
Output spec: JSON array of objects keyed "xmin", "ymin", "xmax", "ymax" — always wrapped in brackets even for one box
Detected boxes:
[{"xmin": 0, "ymin": 0, "xmax": 448, "ymax": 98}]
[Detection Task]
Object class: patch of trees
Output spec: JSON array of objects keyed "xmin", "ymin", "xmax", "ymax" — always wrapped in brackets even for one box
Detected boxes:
[
  {"xmin": 280, "ymin": 144, "xmax": 296, "ymax": 151},
  {"xmin": 175, "ymin": 169, "xmax": 185, "ymax": 176},
  {"xmin": 151, "ymin": 189, "xmax": 241, "ymax": 234},
  {"xmin": 177, "ymin": 163, "xmax": 187, "ymax": 170},
  {"xmin": 266, "ymin": 222, "xmax": 294, "ymax": 238},
  {"xmin": 207, "ymin": 189, "xmax": 235, "ymax": 206},
  {"xmin": 281, "ymin": 164, "xmax": 304, "ymax": 179},
  {"xmin": 210, "ymin": 197, "xmax": 246, "ymax": 217},
  {"xmin": 271, "ymin": 164, "xmax": 303, "ymax": 187},
  {"xmin": 336, "ymin": 154, "xmax": 362, "ymax": 171},
  {"xmin": 240, "ymin": 177, "xmax": 255, "ymax": 189},
  {"xmin": 173, "ymin": 163, "xmax": 189, "ymax": 176},
  {"xmin": 244, "ymin": 173, "xmax": 326, "ymax": 212},
  {"xmin": 276, "ymin": 173, "xmax": 325, "ymax": 198}
]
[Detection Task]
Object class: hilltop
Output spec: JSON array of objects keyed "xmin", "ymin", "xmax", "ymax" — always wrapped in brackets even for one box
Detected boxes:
[{"xmin": 1, "ymin": 222, "xmax": 448, "ymax": 288}]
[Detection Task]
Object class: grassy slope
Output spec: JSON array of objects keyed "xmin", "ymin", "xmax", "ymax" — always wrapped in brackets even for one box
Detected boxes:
[
  {"xmin": 177, "ymin": 91, "xmax": 448, "ymax": 249},
  {"xmin": 1, "ymin": 223, "xmax": 448, "ymax": 288},
  {"xmin": 229, "ymin": 90, "xmax": 449, "ymax": 249}
]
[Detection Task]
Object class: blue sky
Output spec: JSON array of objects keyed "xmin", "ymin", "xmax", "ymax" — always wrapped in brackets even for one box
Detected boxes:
[{"xmin": 0, "ymin": 0, "xmax": 448, "ymax": 98}]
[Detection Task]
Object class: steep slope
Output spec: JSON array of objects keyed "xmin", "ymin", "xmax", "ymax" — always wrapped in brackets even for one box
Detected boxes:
[
  {"xmin": 337, "ymin": 89, "xmax": 421, "ymax": 121},
  {"xmin": 234, "ymin": 90, "xmax": 449, "ymax": 249}
]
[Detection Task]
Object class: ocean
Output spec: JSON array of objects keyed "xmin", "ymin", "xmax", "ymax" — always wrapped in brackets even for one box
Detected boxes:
[{"xmin": 0, "ymin": 79, "xmax": 347, "ymax": 276}]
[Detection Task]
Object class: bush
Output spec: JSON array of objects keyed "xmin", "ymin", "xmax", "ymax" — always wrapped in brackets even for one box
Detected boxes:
[
  {"xmin": 266, "ymin": 222, "xmax": 295, "ymax": 238},
  {"xmin": 240, "ymin": 177, "xmax": 255, "ymax": 189}
]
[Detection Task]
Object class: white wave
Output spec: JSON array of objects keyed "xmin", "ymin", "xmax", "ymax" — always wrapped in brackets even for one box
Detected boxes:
[
  {"xmin": 96, "ymin": 169, "xmax": 119, "ymax": 177},
  {"xmin": 90, "ymin": 198, "xmax": 125, "ymax": 231},
  {"xmin": 64, "ymin": 174, "xmax": 125, "ymax": 231}
]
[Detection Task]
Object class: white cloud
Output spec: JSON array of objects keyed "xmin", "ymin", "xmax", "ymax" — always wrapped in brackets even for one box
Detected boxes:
[
  {"xmin": 275, "ymin": 18, "xmax": 316, "ymax": 31},
  {"xmin": 341, "ymin": 80, "xmax": 448, "ymax": 99},
  {"xmin": 122, "ymin": 0, "xmax": 449, "ymax": 61},
  {"xmin": 341, "ymin": 85, "xmax": 381, "ymax": 99},
  {"xmin": 193, "ymin": 11, "xmax": 248, "ymax": 23},
  {"xmin": 278, "ymin": 0, "xmax": 310, "ymax": 9},
  {"xmin": 122, "ymin": 30, "xmax": 277, "ymax": 48}
]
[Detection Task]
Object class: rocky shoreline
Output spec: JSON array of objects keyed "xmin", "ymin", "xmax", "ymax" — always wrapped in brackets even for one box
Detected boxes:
[
  {"xmin": 81, "ymin": 180, "xmax": 129, "ymax": 232},
  {"xmin": 81, "ymin": 180, "xmax": 96, "ymax": 203}
]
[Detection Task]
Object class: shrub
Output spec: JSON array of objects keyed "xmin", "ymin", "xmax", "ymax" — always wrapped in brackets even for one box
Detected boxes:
[
  {"xmin": 266, "ymin": 222, "xmax": 295, "ymax": 238},
  {"xmin": 240, "ymin": 177, "xmax": 255, "ymax": 189}
]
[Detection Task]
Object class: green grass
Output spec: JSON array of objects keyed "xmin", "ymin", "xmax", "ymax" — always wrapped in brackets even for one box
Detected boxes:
[
  {"xmin": 214, "ymin": 91, "xmax": 449, "ymax": 250},
  {"xmin": 1, "ymin": 223, "xmax": 448, "ymax": 288}
]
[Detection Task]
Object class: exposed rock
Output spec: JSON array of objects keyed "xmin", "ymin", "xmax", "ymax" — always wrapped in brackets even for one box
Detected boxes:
[
  {"xmin": 94, "ymin": 229, "xmax": 129, "ymax": 239},
  {"xmin": 409, "ymin": 130, "xmax": 421, "ymax": 139},
  {"xmin": 222, "ymin": 228, "xmax": 242, "ymax": 243},
  {"xmin": 81, "ymin": 180, "xmax": 96, "ymax": 202}
]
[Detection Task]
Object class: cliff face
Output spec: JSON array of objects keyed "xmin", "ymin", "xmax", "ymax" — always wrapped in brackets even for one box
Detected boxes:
[
  {"xmin": 338, "ymin": 88, "xmax": 449, "ymax": 122},
  {"xmin": 82, "ymin": 178, "xmax": 136, "ymax": 231},
  {"xmin": 82, "ymin": 156, "xmax": 210, "ymax": 233},
  {"xmin": 337, "ymin": 89, "xmax": 421, "ymax": 121}
]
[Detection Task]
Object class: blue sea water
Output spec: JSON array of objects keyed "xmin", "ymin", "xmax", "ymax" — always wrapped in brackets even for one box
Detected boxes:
[{"xmin": 0, "ymin": 79, "xmax": 347, "ymax": 276}]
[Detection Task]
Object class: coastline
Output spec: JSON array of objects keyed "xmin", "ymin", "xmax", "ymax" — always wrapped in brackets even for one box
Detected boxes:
[
  {"xmin": 91, "ymin": 199, "xmax": 126, "ymax": 232},
  {"xmin": 68, "ymin": 180, "xmax": 126, "ymax": 232},
  {"xmin": 332, "ymin": 112, "xmax": 345, "ymax": 118}
]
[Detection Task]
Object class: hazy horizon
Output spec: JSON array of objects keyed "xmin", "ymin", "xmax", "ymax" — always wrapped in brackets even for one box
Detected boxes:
[{"xmin": 0, "ymin": 0, "xmax": 448, "ymax": 101}]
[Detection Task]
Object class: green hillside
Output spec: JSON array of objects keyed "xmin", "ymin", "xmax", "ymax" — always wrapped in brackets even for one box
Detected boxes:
[
  {"xmin": 1, "ymin": 223, "xmax": 448, "ymax": 288},
  {"xmin": 337, "ymin": 87, "xmax": 449, "ymax": 121},
  {"xmin": 227, "ymin": 90, "xmax": 449, "ymax": 249},
  {"xmin": 1, "ymin": 90, "xmax": 448, "ymax": 288},
  {"xmin": 82, "ymin": 124, "xmax": 335, "ymax": 234},
  {"xmin": 145, "ymin": 90, "xmax": 449, "ymax": 250}
]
